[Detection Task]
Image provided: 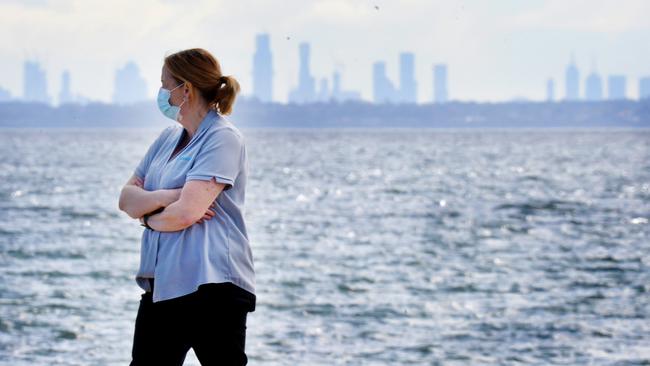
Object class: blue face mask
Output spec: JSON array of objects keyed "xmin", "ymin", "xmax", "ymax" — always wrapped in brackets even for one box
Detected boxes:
[{"xmin": 157, "ymin": 82, "xmax": 186, "ymax": 121}]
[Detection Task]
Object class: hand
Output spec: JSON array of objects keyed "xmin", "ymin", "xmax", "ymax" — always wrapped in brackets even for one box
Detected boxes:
[
  {"xmin": 195, "ymin": 202, "xmax": 217, "ymax": 224},
  {"xmin": 134, "ymin": 176, "xmax": 144, "ymax": 188}
]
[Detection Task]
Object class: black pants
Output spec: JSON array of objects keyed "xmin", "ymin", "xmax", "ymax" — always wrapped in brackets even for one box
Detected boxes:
[{"xmin": 130, "ymin": 280, "xmax": 254, "ymax": 366}]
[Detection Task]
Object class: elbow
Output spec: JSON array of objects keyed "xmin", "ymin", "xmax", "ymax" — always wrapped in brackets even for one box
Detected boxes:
[
  {"xmin": 122, "ymin": 206, "xmax": 140, "ymax": 220},
  {"xmin": 118, "ymin": 198, "xmax": 127, "ymax": 213},
  {"xmin": 118, "ymin": 189, "xmax": 131, "ymax": 214},
  {"xmin": 118, "ymin": 196, "xmax": 128, "ymax": 215},
  {"xmin": 118, "ymin": 198, "xmax": 140, "ymax": 219},
  {"xmin": 118, "ymin": 190, "xmax": 125, "ymax": 211}
]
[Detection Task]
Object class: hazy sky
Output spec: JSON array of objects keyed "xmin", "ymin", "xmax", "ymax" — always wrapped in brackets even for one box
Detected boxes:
[{"xmin": 2, "ymin": 0, "xmax": 650, "ymax": 103}]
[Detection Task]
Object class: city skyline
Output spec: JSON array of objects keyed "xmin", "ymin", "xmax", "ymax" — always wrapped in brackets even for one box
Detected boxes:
[
  {"xmin": 544, "ymin": 56, "xmax": 642, "ymax": 102},
  {"xmin": 13, "ymin": 37, "xmax": 650, "ymax": 106},
  {"xmin": 2, "ymin": 1, "xmax": 650, "ymax": 104}
]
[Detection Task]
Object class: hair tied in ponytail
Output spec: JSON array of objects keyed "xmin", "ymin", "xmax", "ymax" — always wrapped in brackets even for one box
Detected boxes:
[{"xmin": 164, "ymin": 48, "xmax": 239, "ymax": 115}]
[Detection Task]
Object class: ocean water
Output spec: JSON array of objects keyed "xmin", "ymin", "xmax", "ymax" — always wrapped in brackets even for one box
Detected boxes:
[{"xmin": 0, "ymin": 127, "xmax": 648, "ymax": 365}]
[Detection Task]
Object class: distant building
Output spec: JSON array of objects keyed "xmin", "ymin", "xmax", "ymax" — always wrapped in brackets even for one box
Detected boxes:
[
  {"xmin": 23, "ymin": 60, "xmax": 50, "ymax": 104},
  {"xmin": 433, "ymin": 64, "xmax": 448, "ymax": 103},
  {"xmin": 372, "ymin": 61, "xmax": 396, "ymax": 103},
  {"xmin": 288, "ymin": 42, "xmax": 316, "ymax": 104},
  {"xmin": 112, "ymin": 61, "xmax": 147, "ymax": 105},
  {"xmin": 565, "ymin": 56, "xmax": 579, "ymax": 100},
  {"xmin": 332, "ymin": 71, "xmax": 340, "ymax": 94},
  {"xmin": 317, "ymin": 78, "xmax": 330, "ymax": 102},
  {"xmin": 585, "ymin": 71, "xmax": 603, "ymax": 101},
  {"xmin": 0, "ymin": 86, "xmax": 11, "ymax": 101},
  {"xmin": 607, "ymin": 75, "xmax": 627, "ymax": 100},
  {"xmin": 330, "ymin": 70, "xmax": 361, "ymax": 102},
  {"xmin": 252, "ymin": 33, "xmax": 273, "ymax": 102},
  {"xmin": 58, "ymin": 70, "xmax": 73, "ymax": 105},
  {"xmin": 546, "ymin": 78, "xmax": 555, "ymax": 102},
  {"xmin": 639, "ymin": 77, "xmax": 650, "ymax": 100},
  {"xmin": 398, "ymin": 52, "xmax": 417, "ymax": 103}
]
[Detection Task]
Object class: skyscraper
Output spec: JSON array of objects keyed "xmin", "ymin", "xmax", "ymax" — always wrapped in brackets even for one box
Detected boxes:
[
  {"xmin": 112, "ymin": 61, "xmax": 147, "ymax": 105},
  {"xmin": 372, "ymin": 61, "xmax": 396, "ymax": 103},
  {"xmin": 332, "ymin": 71, "xmax": 341, "ymax": 96},
  {"xmin": 58, "ymin": 70, "xmax": 73, "ymax": 105},
  {"xmin": 433, "ymin": 64, "xmax": 448, "ymax": 103},
  {"xmin": 399, "ymin": 52, "xmax": 417, "ymax": 103},
  {"xmin": 639, "ymin": 77, "xmax": 650, "ymax": 100},
  {"xmin": 607, "ymin": 75, "xmax": 627, "ymax": 100},
  {"xmin": 288, "ymin": 42, "xmax": 316, "ymax": 104},
  {"xmin": 317, "ymin": 78, "xmax": 330, "ymax": 102},
  {"xmin": 330, "ymin": 70, "xmax": 361, "ymax": 102},
  {"xmin": 585, "ymin": 71, "xmax": 603, "ymax": 101},
  {"xmin": 565, "ymin": 56, "xmax": 579, "ymax": 100},
  {"xmin": 252, "ymin": 33, "xmax": 273, "ymax": 102},
  {"xmin": 23, "ymin": 60, "xmax": 50, "ymax": 104},
  {"xmin": 546, "ymin": 78, "xmax": 555, "ymax": 102}
]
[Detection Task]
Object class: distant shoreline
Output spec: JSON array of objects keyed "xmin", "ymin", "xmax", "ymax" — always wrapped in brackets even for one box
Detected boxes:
[{"xmin": 1, "ymin": 99, "xmax": 648, "ymax": 128}]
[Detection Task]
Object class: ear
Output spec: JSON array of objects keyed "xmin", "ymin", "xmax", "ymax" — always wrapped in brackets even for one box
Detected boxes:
[{"xmin": 184, "ymin": 81, "xmax": 193, "ymax": 100}]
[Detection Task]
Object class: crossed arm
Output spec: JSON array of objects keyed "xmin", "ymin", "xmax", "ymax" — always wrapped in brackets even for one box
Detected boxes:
[{"xmin": 118, "ymin": 174, "xmax": 225, "ymax": 232}]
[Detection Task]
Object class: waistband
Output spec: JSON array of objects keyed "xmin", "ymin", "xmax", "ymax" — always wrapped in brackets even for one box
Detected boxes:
[{"xmin": 142, "ymin": 278, "xmax": 255, "ymax": 312}]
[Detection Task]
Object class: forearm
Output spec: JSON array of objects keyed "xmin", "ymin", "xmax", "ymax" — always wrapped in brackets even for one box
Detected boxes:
[
  {"xmin": 145, "ymin": 201, "xmax": 197, "ymax": 232},
  {"xmin": 118, "ymin": 186, "xmax": 168, "ymax": 219}
]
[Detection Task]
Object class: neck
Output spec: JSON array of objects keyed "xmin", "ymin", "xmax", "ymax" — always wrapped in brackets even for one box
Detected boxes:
[{"xmin": 180, "ymin": 105, "xmax": 211, "ymax": 138}]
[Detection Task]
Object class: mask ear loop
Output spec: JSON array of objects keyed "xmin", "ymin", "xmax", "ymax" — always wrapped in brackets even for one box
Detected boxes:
[
  {"xmin": 176, "ymin": 84, "xmax": 188, "ymax": 122},
  {"xmin": 178, "ymin": 85, "xmax": 188, "ymax": 109},
  {"xmin": 170, "ymin": 82, "xmax": 184, "ymax": 92}
]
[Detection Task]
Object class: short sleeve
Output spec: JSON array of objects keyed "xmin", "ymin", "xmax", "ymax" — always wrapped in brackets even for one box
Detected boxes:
[
  {"xmin": 185, "ymin": 128, "xmax": 243, "ymax": 190},
  {"xmin": 134, "ymin": 126, "xmax": 173, "ymax": 179}
]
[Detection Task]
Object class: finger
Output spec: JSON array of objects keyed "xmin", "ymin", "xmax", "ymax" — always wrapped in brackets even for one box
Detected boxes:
[{"xmin": 206, "ymin": 209, "xmax": 215, "ymax": 217}]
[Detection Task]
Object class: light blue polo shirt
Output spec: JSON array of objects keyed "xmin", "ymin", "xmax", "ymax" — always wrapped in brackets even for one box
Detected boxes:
[{"xmin": 132, "ymin": 109, "xmax": 254, "ymax": 302}]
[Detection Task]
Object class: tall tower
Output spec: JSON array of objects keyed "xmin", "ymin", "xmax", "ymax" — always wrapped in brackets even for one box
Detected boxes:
[
  {"xmin": 112, "ymin": 61, "xmax": 147, "ymax": 105},
  {"xmin": 546, "ymin": 78, "xmax": 555, "ymax": 102},
  {"xmin": 288, "ymin": 42, "xmax": 316, "ymax": 103},
  {"xmin": 252, "ymin": 33, "xmax": 273, "ymax": 102},
  {"xmin": 332, "ymin": 70, "xmax": 341, "ymax": 96},
  {"xmin": 372, "ymin": 61, "xmax": 395, "ymax": 103},
  {"xmin": 58, "ymin": 70, "xmax": 73, "ymax": 105},
  {"xmin": 433, "ymin": 64, "xmax": 448, "ymax": 103},
  {"xmin": 23, "ymin": 60, "xmax": 50, "ymax": 104},
  {"xmin": 584, "ymin": 58, "xmax": 602, "ymax": 101},
  {"xmin": 399, "ymin": 52, "xmax": 417, "ymax": 103},
  {"xmin": 565, "ymin": 55, "xmax": 580, "ymax": 100},
  {"xmin": 317, "ymin": 78, "xmax": 330, "ymax": 101}
]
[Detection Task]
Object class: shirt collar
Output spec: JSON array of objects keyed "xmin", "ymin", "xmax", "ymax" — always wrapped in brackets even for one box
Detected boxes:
[{"xmin": 193, "ymin": 109, "xmax": 220, "ymax": 137}]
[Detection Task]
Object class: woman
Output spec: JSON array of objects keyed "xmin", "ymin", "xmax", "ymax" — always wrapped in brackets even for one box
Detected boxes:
[{"xmin": 118, "ymin": 48, "xmax": 255, "ymax": 365}]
